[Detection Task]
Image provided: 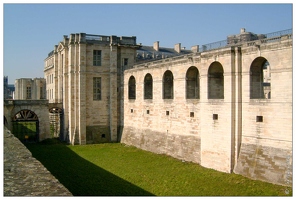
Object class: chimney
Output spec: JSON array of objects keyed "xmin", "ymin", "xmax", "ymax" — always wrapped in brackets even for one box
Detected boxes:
[
  {"xmin": 240, "ymin": 28, "xmax": 246, "ymax": 33},
  {"xmin": 191, "ymin": 45, "xmax": 199, "ymax": 53},
  {"xmin": 153, "ymin": 41, "xmax": 159, "ymax": 51},
  {"xmin": 174, "ymin": 43, "xmax": 181, "ymax": 53},
  {"xmin": 63, "ymin": 35, "xmax": 68, "ymax": 43}
]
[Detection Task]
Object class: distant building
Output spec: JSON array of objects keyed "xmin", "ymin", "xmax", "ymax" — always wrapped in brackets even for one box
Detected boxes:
[
  {"xmin": 14, "ymin": 78, "xmax": 46, "ymax": 100},
  {"xmin": 3, "ymin": 76, "xmax": 15, "ymax": 99},
  {"xmin": 4, "ymin": 76, "xmax": 8, "ymax": 99},
  {"xmin": 7, "ymin": 84, "xmax": 15, "ymax": 99}
]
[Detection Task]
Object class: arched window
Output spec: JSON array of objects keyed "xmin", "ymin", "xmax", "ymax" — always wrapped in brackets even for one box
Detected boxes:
[
  {"xmin": 144, "ymin": 73, "xmax": 153, "ymax": 99},
  {"xmin": 128, "ymin": 76, "xmax": 136, "ymax": 99},
  {"xmin": 163, "ymin": 70, "xmax": 174, "ymax": 99},
  {"xmin": 208, "ymin": 62, "xmax": 224, "ymax": 99},
  {"xmin": 250, "ymin": 57, "xmax": 271, "ymax": 99},
  {"xmin": 13, "ymin": 109, "xmax": 38, "ymax": 121},
  {"xmin": 186, "ymin": 66, "xmax": 200, "ymax": 99}
]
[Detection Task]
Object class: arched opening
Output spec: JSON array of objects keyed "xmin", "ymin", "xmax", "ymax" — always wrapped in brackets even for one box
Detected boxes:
[
  {"xmin": 49, "ymin": 107, "xmax": 63, "ymax": 140},
  {"xmin": 163, "ymin": 70, "xmax": 174, "ymax": 99},
  {"xmin": 208, "ymin": 62, "xmax": 224, "ymax": 99},
  {"xmin": 186, "ymin": 66, "xmax": 200, "ymax": 99},
  {"xmin": 144, "ymin": 73, "xmax": 153, "ymax": 99},
  {"xmin": 12, "ymin": 109, "xmax": 39, "ymax": 142},
  {"xmin": 128, "ymin": 76, "xmax": 136, "ymax": 99},
  {"xmin": 250, "ymin": 57, "xmax": 271, "ymax": 99}
]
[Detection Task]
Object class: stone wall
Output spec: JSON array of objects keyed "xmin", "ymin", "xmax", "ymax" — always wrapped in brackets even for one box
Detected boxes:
[
  {"xmin": 3, "ymin": 126, "xmax": 72, "ymax": 196},
  {"xmin": 234, "ymin": 143, "xmax": 292, "ymax": 186},
  {"xmin": 121, "ymin": 36, "xmax": 292, "ymax": 186}
]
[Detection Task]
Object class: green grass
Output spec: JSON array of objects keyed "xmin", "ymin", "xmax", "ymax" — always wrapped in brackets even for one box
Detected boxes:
[{"xmin": 24, "ymin": 139, "xmax": 292, "ymax": 196}]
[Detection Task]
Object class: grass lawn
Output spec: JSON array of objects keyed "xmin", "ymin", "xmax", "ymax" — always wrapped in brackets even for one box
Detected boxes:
[{"xmin": 24, "ymin": 139, "xmax": 292, "ymax": 196}]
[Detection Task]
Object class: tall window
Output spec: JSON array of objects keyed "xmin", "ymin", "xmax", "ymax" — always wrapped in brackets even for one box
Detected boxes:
[
  {"xmin": 208, "ymin": 62, "xmax": 224, "ymax": 99},
  {"xmin": 123, "ymin": 58, "xmax": 128, "ymax": 66},
  {"xmin": 26, "ymin": 86, "xmax": 31, "ymax": 99},
  {"xmin": 128, "ymin": 76, "xmax": 136, "ymax": 99},
  {"xmin": 163, "ymin": 70, "xmax": 174, "ymax": 99},
  {"xmin": 93, "ymin": 77, "xmax": 101, "ymax": 100},
  {"xmin": 250, "ymin": 57, "xmax": 271, "ymax": 99},
  {"xmin": 144, "ymin": 73, "xmax": 153, "ymax": 99},
  {"xmin": 186, "ymin": 66, "xmax": 200, "ymax": 99},
  {"xmin": 93, "ymin": 50, "xmax": 102, "ymax": 66}
]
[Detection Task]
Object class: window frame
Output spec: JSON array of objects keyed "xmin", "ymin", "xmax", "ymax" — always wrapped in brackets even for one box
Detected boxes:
[
  {"xmin": 93, "ymin": 50, "xmax": 102, "ymax": 66},
  {"xmin": 26, "ymin": 86, "xmax": 32, "ymax": 99},
  {"xmin": 93, "ymin": 77, "xmax": 102, "ymax": 100}
]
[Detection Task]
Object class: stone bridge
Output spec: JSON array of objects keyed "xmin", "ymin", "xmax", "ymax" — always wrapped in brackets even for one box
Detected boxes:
[{"xmin": 4, "ymin": 100, "xmax": 63, "ymax": 142}]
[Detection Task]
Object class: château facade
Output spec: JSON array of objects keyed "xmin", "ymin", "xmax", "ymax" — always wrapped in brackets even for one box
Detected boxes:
[{"xmin": 44, "ymin": 29, "xmax": 292, "ymax": 186}]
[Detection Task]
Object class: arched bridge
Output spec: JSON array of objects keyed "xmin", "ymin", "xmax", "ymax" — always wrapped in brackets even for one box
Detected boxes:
[{"xmin": 3, "ymin": 100, "xmax": 63, "ymax": 142}]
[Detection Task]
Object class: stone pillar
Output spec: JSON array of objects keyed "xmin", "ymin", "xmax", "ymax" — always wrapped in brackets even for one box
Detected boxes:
[
  {"xmin": 78, "ymin": 33, "xmax": 87, "ymax": 145},
  {"xmin": 109, "ymin": 36, "xmax": 118, "ymax": 142},
  {"xmin": 62, "ymin": 56, "xmax": 69, "ymax": 142},
  {"xmin": 68, "ymin": 34, "xmax": 76, "ymax": 145},
  {"xmin": 57, "ymin": 47, "xmax": 63, "ymax": 103},
  {"xmin": 234, "ymin": 47, "xmax": 242, "ymax": 168},
  {"xmin": 35, "ymin": 79, "xmax": 40, "ymax": 100}
]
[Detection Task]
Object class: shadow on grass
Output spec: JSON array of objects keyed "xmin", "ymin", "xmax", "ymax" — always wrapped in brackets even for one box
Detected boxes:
[{"xmin": 24, "ymin": 141, "xmax": 154, "ymax": 196}]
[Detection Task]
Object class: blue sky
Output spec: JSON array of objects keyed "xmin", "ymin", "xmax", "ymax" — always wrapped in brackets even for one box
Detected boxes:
[{"xmin": 2, "ymin": 3, "xmax": 293, "ymax": 84}]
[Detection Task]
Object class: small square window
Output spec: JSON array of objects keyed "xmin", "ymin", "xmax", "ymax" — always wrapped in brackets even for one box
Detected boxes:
[
  {"xmin": 147, "ymin": 110, "xmax": 150, "ymax": 114},
  {"xmin": 213, "ymin": 114, "xmax": 218, "ymax": 120},
  {"xmin": 166, "ymin": 111, "xmax": 170, "ymax": 116},
  {"xmin": 190, "ymin": 112, "xmax": 194, "ymax": 117},
  {"xmin": 256, "ymin": 116, "xmax": 263, "ymax": 122}
]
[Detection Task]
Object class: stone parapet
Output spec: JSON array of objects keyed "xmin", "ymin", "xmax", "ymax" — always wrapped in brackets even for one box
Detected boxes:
[{"xmin": 3, "ymin": 127, "xmax": 72, "ymax": 196}]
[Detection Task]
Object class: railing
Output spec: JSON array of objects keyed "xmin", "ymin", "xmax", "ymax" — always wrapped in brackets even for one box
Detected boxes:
[
  {"xmin": 264, "ymin": 29, "xmax": 292, "ymax": 38},
  {"xmin": 133, "ymin": 28, "xmax": 292, "ymax": 69},
  {"xmin": 200, "ymin": 40, "xmax": 228, "ymax": 52},
  {"xmin": 85, "ymin": 34, "xmax": 103, "ymax": 41},
  {"xmin": 199, "ymin": 28, "xmax": 292, "ymax": 52}
]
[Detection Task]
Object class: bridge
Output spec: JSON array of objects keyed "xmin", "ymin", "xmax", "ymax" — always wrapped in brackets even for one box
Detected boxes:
[{"xmin": 4, "ymin": 100, "xmax": 63, "ymax": 142}]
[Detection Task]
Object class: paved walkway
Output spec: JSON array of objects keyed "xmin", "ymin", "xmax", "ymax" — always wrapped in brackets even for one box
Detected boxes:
[{"xmin": 3, "ymin": 127, "xmax": 72, "ymax": 196}]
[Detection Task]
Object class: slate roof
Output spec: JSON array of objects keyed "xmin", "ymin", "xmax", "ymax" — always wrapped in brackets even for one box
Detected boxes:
[{"xmin": 136, "ymin": 45, "xmax": 192, "ymax": 63}]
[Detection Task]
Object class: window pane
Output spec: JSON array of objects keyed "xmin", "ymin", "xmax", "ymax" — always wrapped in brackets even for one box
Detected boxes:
[
  {"xmin": 93, "ymin": 50, "xmax": 102, "ymax": 66},
  {"xmin": 93, "ymin": 77, "xmax": 101, "ymax": 100}
]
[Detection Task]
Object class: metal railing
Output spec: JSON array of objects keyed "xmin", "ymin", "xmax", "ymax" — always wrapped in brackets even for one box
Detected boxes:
[
  {"xmin": 199, "ymin": 28, "xmax": 292, "ymax": 52},
  {"xmin": 85, "ymin": 34, "xmax": 104, "ymax": 41},
  {"xmin": 200, "ymin": 40, "xmax": 228, "ymax": 52},
  {"xmin": 264, "ymin": 29, "xmax": 292, "ymax": 38}
]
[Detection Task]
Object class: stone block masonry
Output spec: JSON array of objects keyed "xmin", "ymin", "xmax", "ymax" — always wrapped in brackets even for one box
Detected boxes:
[
  {"xmin": 121, "ymin": 34, "xmax": 292, "ymax": 186},
  {"xmin": 3, "ymin": 127, "xmax": 72, "ymax": 196}
]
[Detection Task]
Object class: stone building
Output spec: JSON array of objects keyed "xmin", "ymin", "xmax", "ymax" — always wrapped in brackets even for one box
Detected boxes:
[
  {"xmin": 44, "ymin": 33, "xmax": 190, "ymax": 144},
  {"xmin": 3, "ymin": 76, "xmax": 14, "ymax": 99},
  {"xmin": 44, "ymin": 29, "xmax": 292, "ymax": 186},
  {"xmin": 14, "ymin": 78, "xmax": 46, "ymax": 100},
  {"xmin": 44, "ymin": 34, "xmax": 140, "ymax": 144}
]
